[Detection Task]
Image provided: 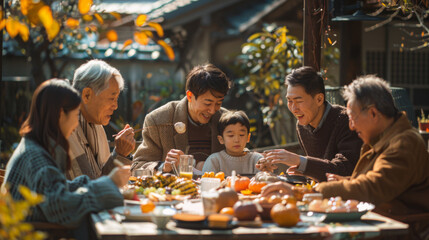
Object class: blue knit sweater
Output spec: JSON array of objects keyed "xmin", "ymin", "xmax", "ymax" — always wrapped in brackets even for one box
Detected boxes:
[{"xmin": 3, "ymin": 137, "xmax": 123, "ymax": 228}]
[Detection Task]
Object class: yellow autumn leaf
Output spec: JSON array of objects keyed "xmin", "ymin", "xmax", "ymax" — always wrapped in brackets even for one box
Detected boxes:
[
  {"xmin": 134, "ymin": 31, "xmax": 149, "ymax": 45},
  {"xmin": 106, "ymin": 29, "xmax": 118, "ymax": 42},
  {"xmin": 82, "ymin": 14, "xmax": 93, "ymax": 22},
  {"xmin": 143, "ymin": 30, "xmax": 153, "ymax": 38},
  {"xmin": 0, "ymin": 19, "xmax": 5, "ymax": 30},
  {"xmin": 110, "ymin": 12, "xmax": 121, "ymax": 20},
  {"xmin": 38, "ymin": 6, "xmax": 60, "ymax": 41},
  {"xmin": 264, "ymin": 88, "xmax": 270, "ymax": 96},
  {"xmin": 18, "ymin": 186, "xmax": 44, "ymax": 205},
  {"xmin": 18, "ymin": 22, "xmax": 30, "ymax": 42},
  {"xmin": 121, "ymin": 39, "xmax": 133, "ymax": 51},
  {"xmin": 157, "ymin": 40, "xmax": 175, "ymax": 61},
  {"xmin": 78, "ymin": 0, "xmax": 93, "ymax": 15},
  {"xmin": 21, "ymin": 0, "xmax": 31, "ymax": 15},
  {"xmin": 94, "ymin": 13, "xmax": 103, "ymax": 24},
  {"xmin": 6, "ymin": 18, "xmax": 20, "ymax": 38},
  {"xmin": 148, "ymin": 22, "xmax": 163, "ymax": 37},
  {"xmin": 135, "ymin": 14, "xmax": 147, "ymax": 27},
  {"xmin": 27, "ymin": 1, "xmax": 45, "ymax": 25},
  {"xmin": 46, "ymin": 21, "xmax": 60, "ymax": 40},
  {"xmin": 38, "ymin": 6, "xmax": 53, "ymax": 28},
  {"xmin": 65, "ymin": 18, "xmax": 79, "ymax": 29},
  {"xmin": 18, "ymin": 222, "xmax": 33, "ymax": 232}
]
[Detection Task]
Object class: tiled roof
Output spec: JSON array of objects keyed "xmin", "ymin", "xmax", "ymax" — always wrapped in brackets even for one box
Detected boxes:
[
  {"xmin": 227, "ymin": 0, "xmax": 287, "ymax": 35},
  {"xmin": 93, "ymin": 0, "xmax": 201, "ymax": 18}
]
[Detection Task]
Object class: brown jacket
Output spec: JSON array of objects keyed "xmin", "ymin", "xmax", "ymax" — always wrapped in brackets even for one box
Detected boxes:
[
  {"xmin": 317, "ymin": 113, "xmax": 429, "ymax": 214},
  {"xmin": 131, "ymin": 97, "xmax": 225, "ymax": 172}
]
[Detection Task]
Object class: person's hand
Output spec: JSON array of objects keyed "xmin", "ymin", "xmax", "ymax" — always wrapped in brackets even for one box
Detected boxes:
[
  {"xmin": 326, "ymin": 173, "xmax": 350, "ymax": 182},
  {"xmin": 109, "ymin": 165, "xmax": 131, "ymax": 188},
  {"xmin": 256, "ymin": 157, "xmax": 277, "ymax": 172},
  {"xmin": 264, "ymin": 149, "xmax": 300, "ymax": 166},
  {"xmin": 114, "ymin": 124, "xmax": 136, "ymax": 157},
  {"xmin": 286, "ymin": 165, "xmax": 305, "ymax": 176},
  {"xmin": 163, "ymin": 149, "xmax": 184, "ymax": 172},
  {"xmin": 260, "ymin": 181, "xmax": 294, "ymax": 198}
]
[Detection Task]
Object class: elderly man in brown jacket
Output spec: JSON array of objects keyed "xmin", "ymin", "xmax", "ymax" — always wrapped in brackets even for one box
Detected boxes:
[
  {"xmin": 132, "ymin": 64, "xmax": 231, "ymax": 173},
  {"xmin": 262, "ymin": 75, "xmax": 429, "ymax": 237}
]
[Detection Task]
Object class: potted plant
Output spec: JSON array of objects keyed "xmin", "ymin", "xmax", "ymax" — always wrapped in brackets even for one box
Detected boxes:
[{"xmin": 418, "ymin": 109, "xmax": 429, "ymax": 132}]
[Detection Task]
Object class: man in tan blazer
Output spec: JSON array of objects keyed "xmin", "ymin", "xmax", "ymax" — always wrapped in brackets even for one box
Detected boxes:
[
  {"xmin": 262, "ymin": 76, "xmax": 429, "ymax": 238},
  {"xmin": 132, "ymin": 64, "xmax": 231, "ymax": 173}
]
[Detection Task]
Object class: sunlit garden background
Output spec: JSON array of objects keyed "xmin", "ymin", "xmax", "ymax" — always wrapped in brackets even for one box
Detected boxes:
[{"xmin": 1, "ymin": 0, "xmax": 429, "ymax": 167}]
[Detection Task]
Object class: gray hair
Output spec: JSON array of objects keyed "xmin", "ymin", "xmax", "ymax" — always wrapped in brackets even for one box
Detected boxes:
[
  {"xmin": 342, "ymin": 75, "xmax": 398, "ymax": 118},
  {"xmin": 72, "ymin": 59, "xmax": 124, "ymax": 95}
]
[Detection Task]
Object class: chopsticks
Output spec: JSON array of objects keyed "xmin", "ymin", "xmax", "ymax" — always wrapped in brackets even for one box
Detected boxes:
[{"xmin": 112, "ymin": 128, "xmax": 142, "ymax": 137}]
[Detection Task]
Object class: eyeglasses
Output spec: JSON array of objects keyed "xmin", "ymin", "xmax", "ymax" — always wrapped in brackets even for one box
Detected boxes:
[{"xmin": 346, "ymin": 104, "xmax": 374, "ymax": 124}]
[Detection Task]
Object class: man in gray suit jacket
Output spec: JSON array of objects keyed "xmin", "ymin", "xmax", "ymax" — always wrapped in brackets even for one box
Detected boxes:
[{"xmin": 132, "ymin": 64, "xmax": 231, "ymax": 173}]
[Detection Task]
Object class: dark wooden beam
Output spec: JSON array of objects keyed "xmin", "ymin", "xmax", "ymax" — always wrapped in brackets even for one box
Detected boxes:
[
  {"xmin": 303, "ymin": 0, "xmax": 328, "ymax": 71},
  {"xmin": 339, "ymin": 21, "xmax": 362, "ymax": 86}
]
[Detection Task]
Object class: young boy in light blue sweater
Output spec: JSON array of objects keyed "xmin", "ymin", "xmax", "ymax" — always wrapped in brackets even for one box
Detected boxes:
[{"xmin": 202, "ymin": 110, "xmax": 262, "ymax": 176}]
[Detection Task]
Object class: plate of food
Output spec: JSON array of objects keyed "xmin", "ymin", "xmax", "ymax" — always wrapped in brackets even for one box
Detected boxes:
[
  {"xmin": 305, "ymin": 197, "xmax": 375, "ymax": 222},
  {"xmin": 172, "ymin": 213, "xmax": 236, "ymax": 230},
  {"xmin": 113, "ymin": 204, "xmax": 152, "ymax": 221}
]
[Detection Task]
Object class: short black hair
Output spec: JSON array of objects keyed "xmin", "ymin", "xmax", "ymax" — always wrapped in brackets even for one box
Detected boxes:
[
  {"xmin": 185, "ymin": 64, "xmax": 231, "ymax": 99},
  {"xmin": 285, "ymin": 66, "xmax": 325, "ymax": 97},
  {"xmin": 217, "ymin": 110, "xmax": 250, "ymax": 136}
]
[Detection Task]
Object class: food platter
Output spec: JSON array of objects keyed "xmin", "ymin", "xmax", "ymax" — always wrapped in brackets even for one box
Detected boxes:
[
  {"xmin": 172, "ymin": 213, "xmax": 237, "ymax": 230},
  {"xmin": 303, "ymin": 202, "xmax": 375, "ymax": 222}
]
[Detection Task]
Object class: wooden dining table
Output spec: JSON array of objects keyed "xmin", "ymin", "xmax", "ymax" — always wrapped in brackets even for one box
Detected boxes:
[{"xmin": 90, "ymin": 199, "xmax": 409, "ymax": 240}]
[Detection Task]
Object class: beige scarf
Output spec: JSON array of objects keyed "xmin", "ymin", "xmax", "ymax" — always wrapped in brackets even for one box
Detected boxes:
[{"xmin": 67, "ymin": 114, "xmax": 110, "ymax": 179}]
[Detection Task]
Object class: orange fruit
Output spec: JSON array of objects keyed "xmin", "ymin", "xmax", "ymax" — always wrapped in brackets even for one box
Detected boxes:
[
  {"xmin": 219, "ymin": 207, "xmax": 234, "ymax": 216},
  {"xmin": 270, "ymin": 203, "xmax": 300, "ymax": 227},
  {"xmin": 268, "ymin": 194, "xmax": 282, "ymax": 204},
  {"xmin": 215, "ymin": 172, "xmax": 225, "ymax": 181},
  {"xmin": 140, "ymin": 199, "xmax": 156, "ymax": 213},
  {"xmin": 281, "ymin": 194, "xmax": 297, "ymax": 205}
]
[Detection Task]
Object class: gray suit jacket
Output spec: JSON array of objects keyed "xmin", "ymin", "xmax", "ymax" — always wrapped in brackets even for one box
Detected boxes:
[{"xmin": 131, "ymin": 97, "xmax": 225, "ymax": 172}]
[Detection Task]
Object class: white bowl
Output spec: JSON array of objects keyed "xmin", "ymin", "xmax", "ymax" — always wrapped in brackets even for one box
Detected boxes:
[{"xmin": 150, "ymin": 207, "xmax": 176, "ymax": 229}]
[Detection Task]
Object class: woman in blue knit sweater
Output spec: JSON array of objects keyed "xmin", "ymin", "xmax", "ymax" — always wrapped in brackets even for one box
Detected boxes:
[{"xmin": 1, "ymin": 79, "xmax": 129, "ymax": 239}]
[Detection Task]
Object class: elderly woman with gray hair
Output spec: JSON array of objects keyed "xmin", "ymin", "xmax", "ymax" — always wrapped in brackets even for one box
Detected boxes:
[{"xmin": 67, "ymin": 59, "xmax": 135, "ymax": 180}]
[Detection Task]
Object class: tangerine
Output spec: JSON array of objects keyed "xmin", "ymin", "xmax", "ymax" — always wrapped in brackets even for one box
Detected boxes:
[
  {"xmin": 140, "ymin": 199, "xmax": 156, "ymax": 213},
  {"xmin": 219, "ymin": 207, "xmax": 234, "ymax": 216},
  {"xmin": 270, "ymin": 203, "xmax": 300, "ymax": 227}
]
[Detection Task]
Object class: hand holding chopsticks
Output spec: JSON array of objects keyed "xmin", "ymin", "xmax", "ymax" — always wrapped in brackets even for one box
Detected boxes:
[{"xmin": 113, "ymin": 124, "xmax": 136, "ymax": 157}]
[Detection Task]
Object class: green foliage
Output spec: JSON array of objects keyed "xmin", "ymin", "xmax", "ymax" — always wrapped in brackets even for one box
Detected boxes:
[
  {"xmin": 232, "ymin": 24, "xmax": 303, "ymax": 145},
  {"xmin": 0, "ymin": 185, "xmax": 46, "ymax": 240},
  {"xmin": 234, "ymin": 24, "xmax": 303, "ymax": 113}
]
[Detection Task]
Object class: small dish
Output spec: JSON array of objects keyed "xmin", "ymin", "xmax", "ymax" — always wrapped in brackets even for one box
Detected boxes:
[
  {"xmin": 173, "ymin": 213, "xmax": 207, "ymax": 229},
  {"xmin": 151, "ymin": 207, "xmax": 176, "ymax": 229},
  {"xmin": 113, "ymin": 205, "xmax": 152, "ymax": 221}
]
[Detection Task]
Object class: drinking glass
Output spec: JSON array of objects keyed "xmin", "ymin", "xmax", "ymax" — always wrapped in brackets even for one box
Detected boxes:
[
  {"xmin": 132, "ymin": 168, "xmax": 152, "ymax": 178},
  {"xmin": 179, "ymin": 155, "xmax": 194, "ymax": 179},
  {"xmin": 201, "ymin": 190, "xmax": 219, "ymax": 215}
]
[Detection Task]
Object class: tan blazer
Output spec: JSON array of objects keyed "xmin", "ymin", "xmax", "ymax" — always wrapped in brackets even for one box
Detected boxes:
[
  {"xmin": 317, "ymin": 113, "xmax": 429, "ymax": 214},
  {"xmin": 131, "ymin": 97, "xmax": 225, "ymax": 172}
]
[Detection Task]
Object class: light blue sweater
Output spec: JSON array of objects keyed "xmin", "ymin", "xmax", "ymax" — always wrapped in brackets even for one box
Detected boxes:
[{"xmin": 4, "ymin": 137, "xmax": 123, "ymax": 238}]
